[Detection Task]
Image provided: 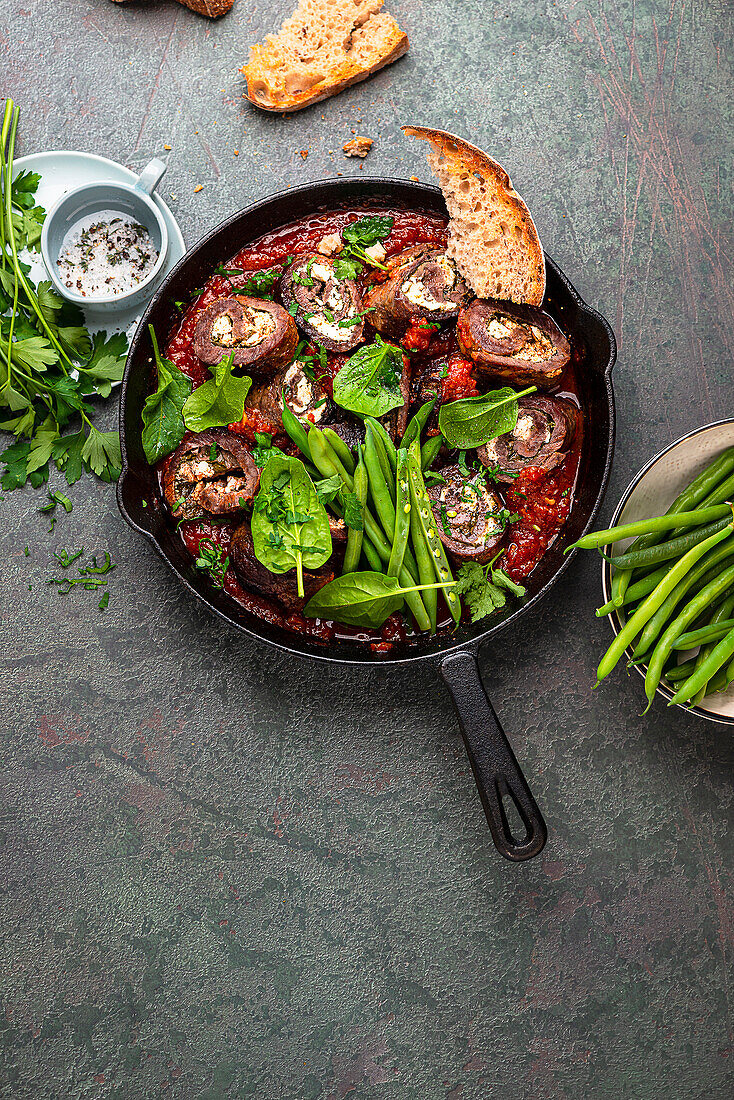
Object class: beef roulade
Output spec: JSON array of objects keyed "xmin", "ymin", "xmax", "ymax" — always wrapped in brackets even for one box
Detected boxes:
[
  {"xmin": 478, "ymin": 396, "xmax": 577, "ymax": 481},
  {"xmin": 365, "ymin": 246, "xmax": 469, "ymax": 337},
  {"xmin": 246, "ymin": 362, "xmax": 329, "ymax": 430},
  {"xmin": 427, "ymin": 465, "xmax": 507, "ymax": 563},
  {"xmin": 194, "ymin": 296, "xmax": 297, "ymax": 373},
  {"xmin": 230, "ymin": 521, "xmax": 336, "ymax": 612},
  {"xmin": 280, "ymin": 256, "xmax": 365, "ymax": 351},
  {"xmin": 162, "ymin": 430, "xmax": 260, "ymax": 520},
  {"xmin": 457, "ymin": 299, "xmax": 570, "ymax": 387}
]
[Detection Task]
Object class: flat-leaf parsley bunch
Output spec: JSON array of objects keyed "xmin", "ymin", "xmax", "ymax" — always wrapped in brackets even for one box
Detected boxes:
[{"xmin": 0, "ymin": 99, "xmax": 126, "ymax": 490}]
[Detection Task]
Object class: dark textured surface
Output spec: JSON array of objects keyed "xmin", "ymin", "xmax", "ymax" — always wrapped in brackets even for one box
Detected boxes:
[{"xmin": 1, "ymin": 1, "xmax": 733, "ymax": 1097}]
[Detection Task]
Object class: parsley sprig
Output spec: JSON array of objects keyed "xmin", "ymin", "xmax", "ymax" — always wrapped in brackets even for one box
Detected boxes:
[
  {"xmin": 0, "ymin": 100, "xmax": 125, "ymax": 491},
  {"xmin": 332, "ymin": 215, "xmax": 393, "ymax": 280},
  {"xmin": 454, "ymin": 550, "xmax": 526, "ymax": 623}
]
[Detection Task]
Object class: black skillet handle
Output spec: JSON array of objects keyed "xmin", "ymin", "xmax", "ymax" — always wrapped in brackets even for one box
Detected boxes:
[{"xmin": 439, "ymin": 650, "xmax": 547, "ymax": 862}]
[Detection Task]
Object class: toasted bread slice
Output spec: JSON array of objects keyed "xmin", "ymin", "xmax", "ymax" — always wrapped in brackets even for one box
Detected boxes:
[
  {"xmin": 243, "ymin": 0, "xmax": 408, "ymax": 113},
  {"xmin": 403, "ymin": 126, "xmax": 545, "ymax": 306}
]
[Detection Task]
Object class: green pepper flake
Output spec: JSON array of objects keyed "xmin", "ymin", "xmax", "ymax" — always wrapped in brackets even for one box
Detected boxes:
[{"xmin": 99, "ymin": 592, "xmax": 109, "ymax": 611}]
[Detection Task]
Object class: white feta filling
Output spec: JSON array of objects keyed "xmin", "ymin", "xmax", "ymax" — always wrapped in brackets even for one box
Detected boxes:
[
  {"xmin": 487, "ymin": 317, "xmax": 518, "ymax": 340},
  {"xmin": 210, "ymin": 308, "xmax": 275, "ymax": 348},
  {"xmin": 283, "ymin": 364, "xmax": 327, "ymax": 423},
  {"xmin": 317, "ymin": 233, "xmax": 342, "ymax": 256},
  {"xmin": 364, "ymin": 242, "xmax": 386, "ymax": 264},
  {"xmin": 400, "ymin": 255, "xmax": 457, "ymax": 311},
  {"xmin": 240, "ymin": 308, "xmax": 276, "ymax": 346},
  {"xmin": 309, "ymin": 262, "xmax": 334, "ymax": 283},
  {"xmin": 514, "ymin": 325, "xmax": 555, "ymax": 361},
  {"xmin": 211, "ymin": 313, "xmax": 235, "ymax": 346}
]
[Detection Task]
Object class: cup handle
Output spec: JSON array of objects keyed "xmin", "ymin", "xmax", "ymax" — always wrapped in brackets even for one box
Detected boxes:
[{"xmin": 135, "ymin": 158, "xmax": 167, "ymax": 197}]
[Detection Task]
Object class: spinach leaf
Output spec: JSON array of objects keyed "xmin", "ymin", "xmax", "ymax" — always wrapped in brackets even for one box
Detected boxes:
[
  {"xmin": 438, "ymin": 385, "xmax": 536, "ymax": 449},
  {"xmin": 332, "ymin": 336, "xmax": 404, "ymax": 418},
  {"xmin": 303, "ymin": 571, "xmax": 452, "ymax": 629},
  {"xmin": 141, "ymin": 325, "xmax": 192, "ymax": 464},
  {"xmin": 182, "ymin": 353, "xmax": 252, "ymax": 432},
  {"xmin": 251, "ymin": 455, "xmax": 332, "ymax": 597}
]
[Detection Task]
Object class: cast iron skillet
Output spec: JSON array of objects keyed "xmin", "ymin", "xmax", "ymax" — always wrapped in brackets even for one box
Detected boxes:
[{"xmin": 117, "ymin": 179, "xmax": 616, "ymax": 862}]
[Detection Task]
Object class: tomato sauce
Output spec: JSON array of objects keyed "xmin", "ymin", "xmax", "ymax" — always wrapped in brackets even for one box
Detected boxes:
[{"xmin": 159, "ymin": 206, "xmax": 584, "ymax": 647}]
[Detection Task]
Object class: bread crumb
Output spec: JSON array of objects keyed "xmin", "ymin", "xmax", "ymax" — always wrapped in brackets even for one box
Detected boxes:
[
  {"xmin": 300, "ymin": 150, "xmax": 309, "ymax": 159},
  {"xmin": 410, "ymin": 175, "xmax": 419, "ymax": 181},
  {"xmin": 233, "ymin": 149, "xmax": 239, "ymax": 156},
  {"xmin": 343, "ymin": 136, "xmax": 373, "ymax": 158},
  {"xmin": 194, "ymin": 184, "xmax": 203, "ymax": 193},
  {"xmin": 164, "ymin": 144, "xmax": 172, "ymax": 151}
]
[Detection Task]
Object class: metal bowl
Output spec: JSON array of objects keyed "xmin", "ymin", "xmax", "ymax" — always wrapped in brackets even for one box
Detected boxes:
[{"xmin": 602, "ymin": 418, "xmax": 734, "ymax": 724}]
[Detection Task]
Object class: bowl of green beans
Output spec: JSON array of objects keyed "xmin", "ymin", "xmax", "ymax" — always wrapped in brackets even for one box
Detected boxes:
[{"xmin": 570, "ymin": 420, "xmax": 734, "ymax": 722}]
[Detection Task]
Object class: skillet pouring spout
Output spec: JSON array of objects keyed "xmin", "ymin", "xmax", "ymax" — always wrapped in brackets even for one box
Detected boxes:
[{"xmin": 439, "ymin": 651, "xmax": 547, "ymax": 861}]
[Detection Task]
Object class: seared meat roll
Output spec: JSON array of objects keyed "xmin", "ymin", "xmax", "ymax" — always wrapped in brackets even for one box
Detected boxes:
[
  {"xmin": 457, "ymin": 299, "xmax": 570, "ymax": 387},
  {"xmin": 230, "ymin": 521, "xmax": 336, "ymax": 612},
  {"xmin": 380, "ymin": 353, "xmax": 411, "ymax": 440},
  {"xmin": 163, "ymin": 430, "xmax": 260, "ymax": 521},
  {"xmin": 428, "ymin": 465, "xmax": 507, "ymax": 563},
  {"xmin": 280, "ymin": 256, "xmax": 365, "ymax": 351},
  {"xmin": 325, "ymin": 419, "xmax": 366, "ymax": 450},
  {"xmin": 246, "ymin": 362, "xmax": 329, "ymax": 429},
  {"xmin": 194, "ymin": 295, "xmax": 298, "ymax": 373},
  {"xmin": 365, "ymin": 246, "xmax": 469, "ymax": 337},
  {"xmin": 478, "ymin": 395, "xmax": 577, "ymax": 481}
]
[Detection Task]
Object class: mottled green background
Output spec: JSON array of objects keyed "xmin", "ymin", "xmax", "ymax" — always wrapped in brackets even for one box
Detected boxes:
[{"xmin": 1, "ymin": 1, "xmax": 732, "ymax": 1097}]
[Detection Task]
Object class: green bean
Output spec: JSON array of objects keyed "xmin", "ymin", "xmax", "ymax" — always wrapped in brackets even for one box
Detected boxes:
[
  {"xmin": 601, "ymin": 451, "xmax": 734, "ymax": 606},
  {"xmin": 342, "ymin": 448, "xmax": 367, "ymax": 575},
  {"xmin": 421, "ymin": 434, "xmax": 444, "ymax": 471},
  {"xmin": 596, "ymin": 562, "xmax": 672, "ymax": 617},
  {"xmin": 364, "ymin": 423, "xmax": 396, "ymax": 540},
  {"xmin": 388, "ymin": 448, "xmax": 411, "ymax": 579},
  {"xmin": 281, "ymin": 402, "xmax": 311, "ymax": 460},
  {"xmin": 371, "ymin": 428, "xmax": 396, "ymax": 502},
  {"xmin": 321, "ymin": 427, "xmax": 356, "ymax": 474},
  {"xmin": 409, "ymin": 474, "xmax": 437, "ymax": 631},
  {"xmin": 610, "ymin": 567, "xmax": 631, "ymax": 610},
  {"xmin": 703, "ymin": 662, "xmax": 733, "ymax": 696},
  {"xmin": 360, "ymin": 535, "xmax": 382, "ymax": 572},
  {"xmin": 364, "ymin": 417, "xmax": 397, "ymax": 472},
  {"xmin": 663, "ymin": 658, "xmax": 697, "ymax": 683},
  {"xmin": 312, "ymin": 430, "xmax": 429, "ymax": 627},
  {"xmin": 308, "ymin": 427, "xmax": 354, "ymax": 491},
  {"xmin": 407, "ymin": 441, "xmax": 460, "ymax": 627},
  {"xmin": 672, "ymin": 618, "xmax": 734, "ymax": 650},
  {"xmin": 595, "ymin": 524, "xmax": 733, "ymax": 685},
  {"xmin": 570, "ymin": 505, "xmax": 731, "ymax": 551},
  {"xmin": 605, "ymin": 514, "xmax": 734, "ymax": 571},
  {"xmin": 401, "ymin": 398, "xmax": 436, "ymax": 450},
  {"xmin": 643, "ymin": 555, "xmax": 734, "ymax": 709},
  {"xmin": 668, "ymin": 626, "xmax": 734, "ymax": 706},
  {"xmin": 632, "ymin": 536, "xmax": 734, "ymax": 657},
  {"xmin": 691, "ymin": 592, "xmax": 734, "ymax": 703},
  {"xmin": 696, "ymin": 466, "xmax": 734, "ymax": 509}
]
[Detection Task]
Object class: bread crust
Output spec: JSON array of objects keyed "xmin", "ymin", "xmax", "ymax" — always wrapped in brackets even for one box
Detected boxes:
[
  {"xmin": 402, "ymin": 126, "xmax": 545, "ymax": 306},
  {"xmin": 243, "ymin": 5, "xmax": 408, "ymax": 112}
]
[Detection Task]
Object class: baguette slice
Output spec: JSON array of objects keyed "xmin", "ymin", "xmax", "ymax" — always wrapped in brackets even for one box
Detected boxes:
[
  {"xmin": 243, "ymin": 0, "xmax": 408, "ymax": 113},
  {"xmin": 403, "ymin": 126, "xmax": 545, "ymax": 306}
]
